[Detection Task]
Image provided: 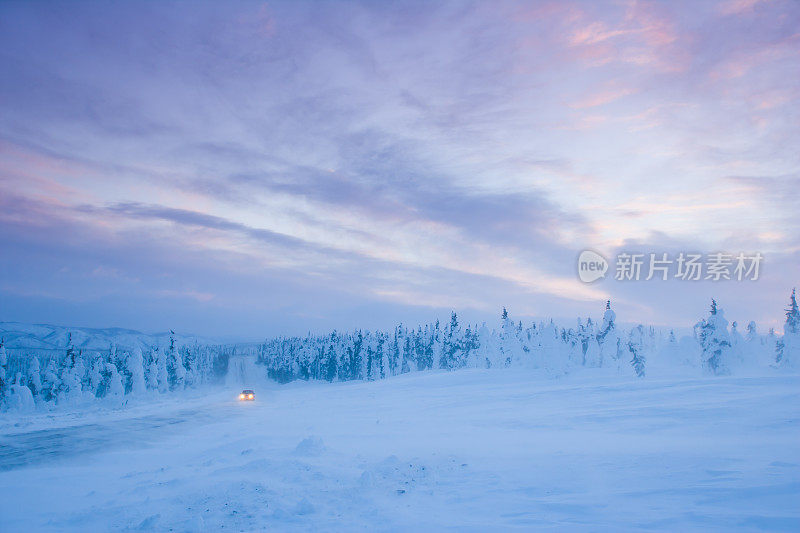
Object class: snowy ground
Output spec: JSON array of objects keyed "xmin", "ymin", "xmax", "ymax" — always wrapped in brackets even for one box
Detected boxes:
[{"xmin": 1, "ymin": 369, "xmax": 799, "ymax": 531}]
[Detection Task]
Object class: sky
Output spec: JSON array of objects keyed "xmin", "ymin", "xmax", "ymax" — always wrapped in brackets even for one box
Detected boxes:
[{"xmin": 0, "ymin": 0, "xmax": 798, "ymax": 339}]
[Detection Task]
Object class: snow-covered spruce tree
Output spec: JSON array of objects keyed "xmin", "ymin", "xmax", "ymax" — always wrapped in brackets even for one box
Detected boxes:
[
  {"xmin": 58, "ymin": 344, "xmax": 85, "ymax": 404},
  {"xmin": 166, "ymin": 331, "xmax": 186, "ymax": 390},
  {"xmin": 127, "ymin": 346, "xmax": 147, "ymax": 395},
  {"xmin": 155, "ymin": 345, "xmax": 169, "ymax": 393},
  {"xmin": 183, "ymin": 344, "xmax": 198, "ymax": 387},
  {"xmin": 766, "ymin": 328, "xmax": 778, "ymax": 361},
  {"xmin": 419, "ymin": 326, "xmax": 433, "ymax": 370},
  {"xmin": 0, "ymin": 338, "xmax": 6, "ymax": 407},
  {"xmin": 377, "ymin": 332, "xmax": 386, "ymax": 379},
  {"xmin": 597, "ymin": 300, "xmax": 621, "ymax": 365},
  {"xmin": 566, "ymin": 325, "xmax": 584, "ymax": 368},
  {"xmin": 400, "ymin": 330, "xmax": 412, "ymax": 374},
  {"xmin": 365, "ymin": 339, "xmax": 376, "ymax": 381},
  {"xmin": 93, "ymin": 346, "xmax": 122, "ymax": 399},
  {"xmin": 104, "ymin": 356, "xmax": 125, "ymax": 400},
  {"xmin": 89, "ymin": 352, "xmax": 104, "ymax": 396},
  {"xmin": 432, "ymin": 319, "xmax": 443, "ymax": 370},
  {"xmin": 145, "ymin": 348, "xmax": 159, "ymax": 390},
  {"xmin": 475, "ymin": 323, "xmax": 494, "ymax": 368},
  {"xmin": 499, "ymin": 308, "xmax": 521, "ymax": 367},
  {"xmin": 7, "ymin": 372, "xmax": 35, "ymax": 411},
  {"xmin": 441, "ymin": 312, "xmax": 462, "ymax": 370},
  {"xmin": 350, "ymin": 331, "xmax": 364, "ymax": 380},
  {"xmin": 389, "ymin": 327, "xmax": 401, "ymax": 377},
  {"xmin": 777, "ymin": 288, "xmax": 800, "ymax": 368},
  {"xmin": 324, "ymin": 340, "xmax": 337, "ymax": 382},
  {"xmin": 695, "ymin": 299, "xmax": 732, "ymax": 375},
  {"xmin": 584, "ymin": 318, "xmax": 601, "ymax": 368},
  {"xmin": 628, "ymin": 325, "xmax": 646, "ymax": 378},
  {"xmin": 40, "ymin": 359, "xmax": 61, "ymax": 405},
  {"xmin": 745, "ymin": 321, "xmax": 758, "ymax": 345},
  {"xmin": 741, "ymin": 321, "xmax": 768, "ymax": 367},
  {"xmin": 463, "ymin": 324, "xmax": 479, "ymax": 368},
  {"xmin": 26, "ymin": 357, "xmax": 41, "ymax": 402}
]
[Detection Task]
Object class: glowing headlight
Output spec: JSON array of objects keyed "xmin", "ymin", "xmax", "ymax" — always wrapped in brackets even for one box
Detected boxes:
[
  {"xmin": 239, "ymin": 394, "xmax": 245, "ymax": 400},
  {"xmin": 248, "ymin": 394, "xmax": 254, "ymax": 399}
]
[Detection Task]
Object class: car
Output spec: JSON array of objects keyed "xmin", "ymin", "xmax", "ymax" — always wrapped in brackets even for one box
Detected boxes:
[{"xmin": 239, "ymin": 389, "xmax": 255, "ymax": 401}]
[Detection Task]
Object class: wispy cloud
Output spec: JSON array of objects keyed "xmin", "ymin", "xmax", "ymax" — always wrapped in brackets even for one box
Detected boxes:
[{"xmin": 0, "ymin": 0, "xmax": 798, "ymax": 335}]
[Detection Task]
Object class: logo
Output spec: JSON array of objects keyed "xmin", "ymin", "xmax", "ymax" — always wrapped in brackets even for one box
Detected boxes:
[{"xmin": 577, "ymin": 250, "xmax": 608, "ymax": 283}]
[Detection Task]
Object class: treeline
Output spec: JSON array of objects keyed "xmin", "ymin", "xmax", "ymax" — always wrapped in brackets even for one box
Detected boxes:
[
  {"xmin": 2, "ymin": 290, "xmax": 798, "ymax": 412},
  {"xmin": 0, "ymin": 332, "xmax": 230, "ymax": 411},
  {"xmin": 256, "ymin": 290, "xmax": 800, "ymax": 383}
]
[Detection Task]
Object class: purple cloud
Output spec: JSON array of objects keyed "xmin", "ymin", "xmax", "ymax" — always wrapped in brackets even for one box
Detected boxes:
[{"xmin": 0, "ymin": 0, "xmax": 798, "ymax": 337}]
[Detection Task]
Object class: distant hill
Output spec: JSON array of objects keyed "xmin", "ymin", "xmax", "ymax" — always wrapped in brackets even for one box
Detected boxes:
[{"xmin": 0, "ymin": 322, "xmax": 219, "ymax": 353}]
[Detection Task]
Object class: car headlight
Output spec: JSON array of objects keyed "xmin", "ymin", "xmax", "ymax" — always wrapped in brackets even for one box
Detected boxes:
[
  {"xmin": 239, "ymin": 394, "xmax": 245, "ymax": 399},
  {"xmin": 248, "ymin": 394, "xmax": 254, "ymax": 399}
]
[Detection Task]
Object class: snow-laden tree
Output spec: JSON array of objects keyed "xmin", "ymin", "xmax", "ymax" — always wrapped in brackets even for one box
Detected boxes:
[
  {"xmin": 156, "ymin": 346, "xmax": 169, "ymax": 393},
  {"xmin": 499, "ymin": 309, "xmax": 521, "ymax": 367},
  {"xmin": 419, "ymin": 326, "xmax": 433, "ymax": 371},
  {"xmin": 441, "ymin": 312, "xmax": 462, "ymax": 370},
  {"xmin": 388, "ymin": 327, "xmax": 401, "ymax": 377},
  {"xmin": 89, "ymin": 353, "xmax": 104, "ymax": 396},
  {"xmin": 597, "ymin": 301, "xmax": 621, "ymax": 365},
  {"xmin": 583, "ymin": 315, "xmax": 602, "ymax": 368},
  {"xmin": 27, "ymin": 357, "xmax": 41, "ymax": 401},
  {"xmin": 346, "ymin": 331, "xmax": 363, "ymax": 380},
  {"xmin": 745, "ymin": 321, "xmax": 759, "ymax": 347},
  {"xmin": 58, "ymin": 348, "xmax": 84, "ymax": 405},
  {"xmin": 6, "ymin": 372, "xmax": 35, "ymax": 411},
  {"xmin": 40, "ymin": 359, "xmax": 61, "ymax": 404},
  {"xmin": 695, "ymin": 300, "xmax": 733, "ymax": 375},
  {"xmin": 475, "ymin": 323, "xmax": 494, "ymax": 368},
  {"xmin": 145, "ymin": 348, "xmax": 159, "ymax": 390},
  {"xmin": 166, "ymin": 331, "xmax": 186, "ymax": 390},
  {"xmin": 378, "ymin": 332, "xmax": 387, "ymax": 379},
  {"xmin": 127, "ymin": 346, "xmax": 147, "ymax": 395},
  {"xmin": 324, "ymin": 339, "xmax": 338, "ymax": 382},
  {"xmin": 628, "ymin": 325, "xmax": 646, "ymax": 377},
  {"xmin": 0, "ymin": 339, "xmax": 6, "ymax": 405},
  {"xmin": 182, "ymin": 344, "xmax": 198, "ymax": 387},
  {"xmin": 104, "ymin": 358, "xmax": 125, "ymax": 400},
  {"xmin": 566, "ymin": 326, "xmax": 584, "ymax": 368},
  {"xmin": 776, "ymin": 288, "xmax": 800, "ymax": 368},
  {"xmin": 431, "ymin": 319, "xmax": 443, "ymax": 370}
]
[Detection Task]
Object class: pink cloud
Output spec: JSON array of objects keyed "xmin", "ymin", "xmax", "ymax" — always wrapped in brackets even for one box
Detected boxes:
[
  {"xmin": 570, "ymin": 86, "xmax": 637, "ymax": 108},
  {"xmin": 559, "ymin": 0, "xmax": 687, "ymax": 72},
  {"xmin": 568, "ymin": 21, "xmax": 632, "ymax": 47},
  {"xmin": 717, "ymin": 0, "xmax": 770, "ymax": 16}
]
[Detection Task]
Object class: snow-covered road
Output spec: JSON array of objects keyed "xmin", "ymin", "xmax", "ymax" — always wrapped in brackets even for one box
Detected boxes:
[
  {"xmin": 1, "ymin": 370, "xmax": 799, "ymax": 531},
  {"xmin": 0, "ymin": 403, "xmax": 231, "ymax": 472}
]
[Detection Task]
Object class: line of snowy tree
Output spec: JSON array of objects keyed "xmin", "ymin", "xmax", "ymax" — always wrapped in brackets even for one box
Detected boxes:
[
  {"xmin": 256, "ymin": 290, "xmax": 800, "ymax": 384},
  {"xmin": 2, "ymin": 290, "xmax": 798, "ymax": 411},
  {"xmin": 0, "ymin": 331, "xmax": 230, "ymax": 412},
  {"xmin": 694, "ymin": 289, "xmax": 800, "ymax": 375}
]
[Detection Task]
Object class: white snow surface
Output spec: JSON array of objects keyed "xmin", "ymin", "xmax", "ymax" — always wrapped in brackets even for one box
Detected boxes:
[{"xmin": 1, "ymin": 368, "xmax": 798, "ymax": 531}]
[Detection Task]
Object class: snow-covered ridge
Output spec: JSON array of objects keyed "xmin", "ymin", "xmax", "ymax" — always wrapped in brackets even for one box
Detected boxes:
[{"xmin": 0, "ymin": 321, "xmax": 217, "ymax": 352}]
